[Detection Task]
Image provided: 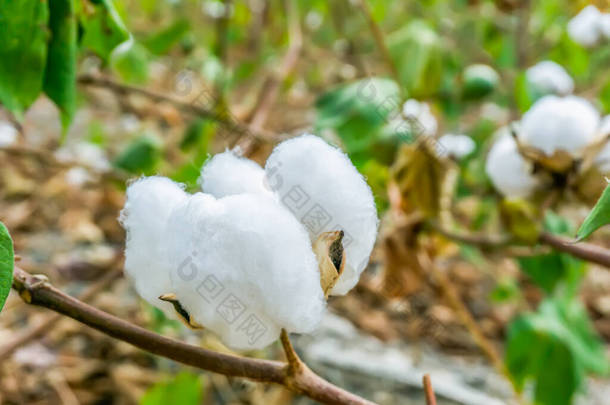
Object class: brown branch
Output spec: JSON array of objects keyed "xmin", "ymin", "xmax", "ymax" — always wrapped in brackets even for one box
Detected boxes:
[
  {"xmin": 280, "ymin": 328, "xmax": 304, "ymax": 374},
  {"xmin": 422, "ymin": 374, "xmax": 437, "ymax": 405},
  {"xmin": 0, "ymin": 264, "xmax": 122, "ymax": 360},
  {"xmin": 77, "ymin": 75, "xmax": 272, "ymax": 142},
  {"xmin": 11, "ymin": 266, "xmax": 376, "ymax": 405},
  {"xmin": 539, "ymin": 232, "xmax": 610, "ymax": 268}
]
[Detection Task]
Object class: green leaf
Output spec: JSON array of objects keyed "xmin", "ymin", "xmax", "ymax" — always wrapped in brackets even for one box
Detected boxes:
[
  {"xmin": 140, "ymin": 372, "xmax": 202, "ymax": 405},
  {"xmin": 110, "ymin": 39, "xmax": 150, "ymax": 84},
  {"xmin": 0, "ymin": 222, "xmax": 14, "ymax": 312},
  {"xmin": 180, "ymin": 119, "xmax": 214, "ymax": 151},
  {"xmin": 142, "ymin": 19, "xmax": 190, "ymax": 56},
  {"xmin": 576, "ymin": 184, "xmax": 610, "ymax": 241},
  {"xmin": 506, "ymin": 297, "xmax": 609, "ymax": 405},
  {"xmin": 0, "ymin": 0, "xmax": 49, "ymax": 116},
  {"xmin": 80, "ymin": 0, "xmax": 129, "ymax": 61},
  {"xmin": 388, "ymin": 20, "xmax": 442, "ymax": 98},
  {"xmin": 44, "ymin": 0, "xmax": 78, "ymax": 132},
  {"xmin": 114, "ymin": 135, "xmax": 161, "ymax": 174}
]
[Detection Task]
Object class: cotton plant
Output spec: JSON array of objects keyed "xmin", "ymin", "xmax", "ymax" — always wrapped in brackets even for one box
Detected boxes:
[
  {"xmin": 437, "ymin": 134, "xmax": 475, "ymax": 160},
  {"xmin": 518, "ymin": 95, "xmax": 601, "ymax": 170},
  {"xmin": 568, "ymin": 5, "xmax": 610, "ymax": 47},
  {"xmin": 120, "ymin": 134, "xmax": 378, "ymax": 349},
  {"xmin": 401, "ymin": 99, "xmax": 438, "ymax": 137},
  {"xmin": 485, "ymin": 127, "xmax": 541, "ymax": 199},
  {"xmin": 525, "ymin": 61, "xmax": 574, "ymax": 96}
]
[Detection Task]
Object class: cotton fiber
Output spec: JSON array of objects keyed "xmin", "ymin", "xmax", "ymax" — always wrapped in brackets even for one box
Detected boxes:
[
  {"xmin": 264, "ymin": 134, "xmax": 379, "ymax": 295},
  {"xmin": 486, "ymin": 130, "xmax": 540, "ymax": 198},
  {"xmin": 519, "ymin": 95, "xmax": 600, "ymax": 158},
  {"xmin": 438, "ymin": 134, "xmax": 475, "ymax": 159},
  {"xmin": 166, "ymin": 193, "xmax": 325, "ymax": 349},
  {"xmin": 199, "ymin": 150, "xmax": 271, "ymax": 197},
  {"xmin": 525, "ymin": 61, "xmax": 574, "ymax": 96},
  {"xmin": 568, "ymin": 5, "xmax": 603, "ymax": 47},
  {"xmin": 402, "ymin": 99, "xmax": 437, "ymax": 136},
  {"xmin": 120, "ymin": 177, "xmax": 188, "ymax": 314}
]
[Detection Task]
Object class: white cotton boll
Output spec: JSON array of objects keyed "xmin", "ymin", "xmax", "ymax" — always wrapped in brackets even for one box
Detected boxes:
[
  {"xmin": 568, "ymin": 5, "xmax": 603, "ymax": 47},
  {"xmin": 402, "ymin": 99, "xmax": 438, "ymax": 136},
  {"xmin": 120, "ymin": 177, "xmax": 188, "ymax": 314},
  {"xmin": 486, "ymin": 130, "xmax": 540, "ymax": 198},
  {"xmin": 55, "ymin": 142, "xmax": 111, "ymax": 172},
  {"xmin": 199, "ymin": 150, "xmax": 272, "ymax": 197},
  {"xmin": 0, "ymin": 121, "xmax": 18, "ymax": 147},
  {"xmin": 519, "ymin": 95, "xmax": 601, "ymax": 158},
  {"xmin": 167, "ymin": 193, "xmax": 325, "ymax": 349},
  {"xmin": 525, "ymin": 61, "xmax": 574, "ymax": 96},
  {"xmin": 264, "ymin": 134, "xmax": 378, "ymax": 296},
  {"xmin": 438, "ymin": 134, "xmax": 475, "ymax": 159}
]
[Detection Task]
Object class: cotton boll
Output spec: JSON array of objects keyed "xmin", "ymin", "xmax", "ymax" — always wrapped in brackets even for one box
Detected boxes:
[
  {"xmin": 120, "ymin": 177, "xmax": 188, "ymax": 313},
  {"xmin": 402, "ymin": 99, "xmax": 437, "ymax": 136},
  {"xmin": 264, "ymin": 134, "xmax": 378, "ymax": 296},
  {"xmin": 525, "ymin": 61, "xmax": 574, "ymax": 96},
  {"xmin": 486, "ymin": 130, "xmax": 540, "ymax": 198},
  {"xmin": 199, "ymin": 150, "xmax": 272, "ymax": 197},
  {"xmin": 568, "ymin": 5, "xmax": 603, "ymax": 47},
  {"xmin": 519, "ymin": 95, "xmax": 601, "ymax": 158},
  {"xmin": 167, "ymin": 193, "xmax": 325, "ymax": 349},
  {"xmin": 438, "ymin": 134, "xmax": 475, "ymax": 159}
]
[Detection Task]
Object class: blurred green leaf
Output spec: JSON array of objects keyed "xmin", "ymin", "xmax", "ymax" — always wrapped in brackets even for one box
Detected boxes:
[
  {"xmin": 461, "ymin": 64, "xmax": 499, "ymax": 100},
  {"xmin": 506, "ymin": 297, "xmax": 609, "ymax": 405},
  {"xmin": 576, "ymin": 184, "xmax": 610, "ymax": 241},
  {"xmin": 0, "ymin": 0, "xmax": 49, "ymax": 116},
  {"xmin": 388, "ymin": 20, "xmax": 442, "ymax": 98},
  {"xmin": 142, "ymin": 19, "xmax": 190, "ymax": 56},
  {"xmin": 0, "ymin": 222, "xmax": 14, "ymax": 312},
  {"xmin": 110, "ymin": 39, "xmax": 150, "ymax": 84},
  {"xmin": 140, "ymin": 372, "xmax": 203, "ymax": 405},
  {"xmin": 80, "ymin": 0, "xmax": 129, "ymax": 61},
  {"xmin": 114, "ymin": 134, "xmax": 161, "ymax": 174},
  {"xmin": 180, "ymin": 119, "xmax": 214, "ymax": 151},
  {"xmin": 44, "ymin": 0, "xmax": 78, "ymax": 132},
  {"xmin": 500, "ymin": 199, "xmax": 540, "ymax": 244},
  {"xmin": 600, "ymin": 79, "xmax": 610, "ymax": 114}
]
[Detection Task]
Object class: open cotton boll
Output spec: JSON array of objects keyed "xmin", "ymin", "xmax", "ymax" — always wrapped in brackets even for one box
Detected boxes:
[
  {"xmin": 486, "ymin": 130, "xmax": 540, "ymax": 198},
  {"xmin": 0, "ymin": 121, "xmax": 18, "ymax": 147},
  {"xmin": 568, "ymin": 5, "xmax": 603, "ymax": 47},
  {"xmin": 438, "ymin": 134, "xmax": 475, "ymax": 159},
  {"xmin": 199, "ymin": 150, "xmax": 271, "ymax": 197},
  {"xmin": 264, "ymin": 134, "xmax": 378, "ymax": 296},
  {"xmin": 519, "ymin": 95, "xmax": 601, "ymax": 158},
  {"xmin": 120, "ymin": 177, "xmax": 188, "ymax": 313},
  {"xmin": 600, "ymin": 14, "xmax": 610, "ymax": 39},
  {"xmin": 525, "ymin": 61, "xmax": 574, "ymax": 96},
  {"xmin": 402, "ymin": 99, "xmax": 437, "ymax": 136},
  {"xmin": 166, "ymin": 193, "xmax": 325, "ymax": 349}
]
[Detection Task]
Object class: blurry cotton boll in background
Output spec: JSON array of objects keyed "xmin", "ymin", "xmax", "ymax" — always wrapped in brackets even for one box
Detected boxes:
[
  {"xmin": 485, "ymin": 129, "xmax": 540, "ymax": 198},
  {"xmin": 0, "ymin": 121, "xmax": 18, "ymax": 147},
  {"xmin": 120, "ymin": 177, "xmax": 188, "ymax": 315},
  {"xmin": 64, "ymin": 167, "xmax": 94, "ymax": 187},
  {"xmin": 265, "ymin": 134, "xmax": 378, "ymax": 295},
  {"xmin": 438, "ymin": 134, "xmax": 475, "ymax": 159},
  {"xmin": 402, "ymin": 99, "xmax": 437, "ymax": 136},
  {"xmin": 600, "ymin": 13, "xmax": 610, "ymax": 39},
  {"xmin": 166, "ymin": 193, "xmax": 325, "ymax": 349},
  {"xmin": 526, "ymin": 61, "xmax": 574, "ymax": 96},
  {"xmin": 568, "ymin": 5, "xmax": 604, "ymax": 47},
  {"xmin": 55, "ymin": 141, "xmax": 112, "ymax": 172},
  {"xmin": 199, "ymin": 150, "xmax": 272, "ymax": 198},
  {"xmin": 519, "ymin": 95, "xmax": 601, "ymax": 158}
]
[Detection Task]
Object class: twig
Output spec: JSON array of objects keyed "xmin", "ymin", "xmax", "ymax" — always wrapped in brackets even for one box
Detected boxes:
[
  {"xmin": 430, "ymin": 223, "xmax": 512, "ymax": 249},
  {"xmin": 417, "ymin": 253, "xmax": 519, "ymax": 396},
  {"xmin": 422, "ymin": 374, "xmax": 437, "ymax": 405},
  {"xmin": 355, "ymin": 0, "xmax": 399, "ymax": 82},
  {"xmin": 0, "ymin": 265, "xmax": 123, "ymax": 360},
  {"xmin": 280, "ymin": 329, "xmax": 303, "ymax": 374},
  {"xmin": 539, "ymin": 231, "xmax": 610, "ymax": 268},
  {"xmin": 11, "ymin": 266, "xmax": 375, "ymax": 405},
  {"xmin": 77, "ymin": 74, "xmax": 272, "ymax": 142}
]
